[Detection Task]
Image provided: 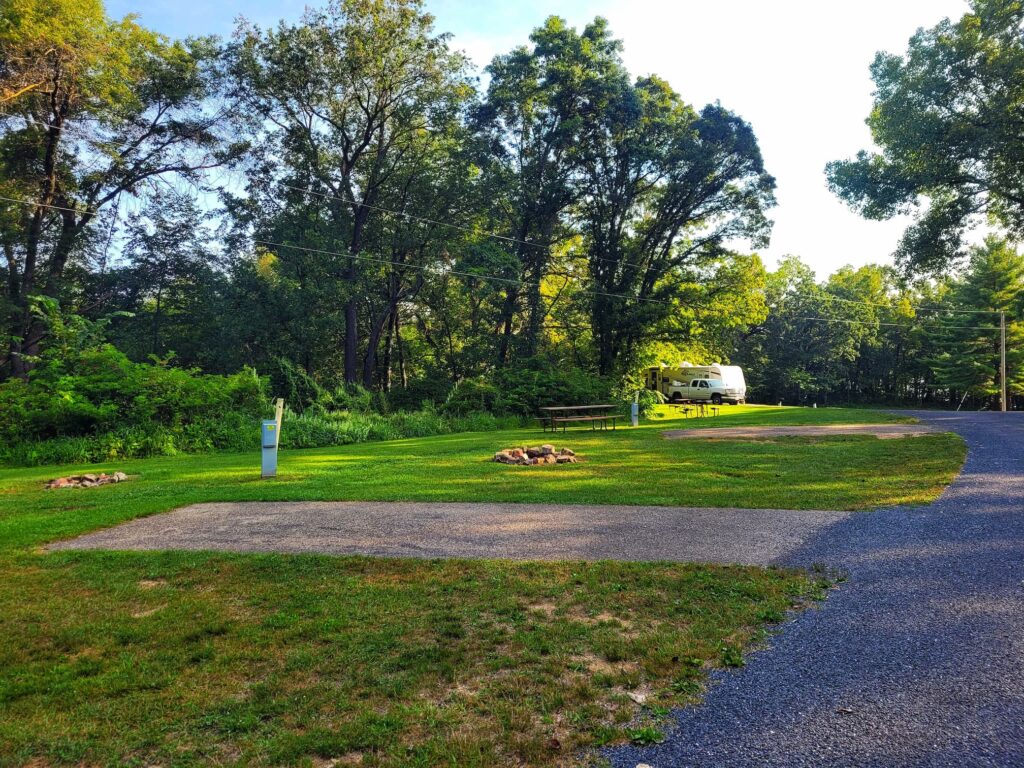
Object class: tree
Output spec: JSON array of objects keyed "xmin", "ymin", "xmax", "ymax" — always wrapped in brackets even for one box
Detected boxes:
[
  {"xmin": 106, "ymin": 192, "xmax": 225, "ymax": 364},
  {"xmin": 735, "ymin": 257, "xmax": 868, "ymax": 404},
  {"xmin": 228, "ymin": 0, "xmax": 472, "ymax": 385},
  {"xmin": 927, "ymin": 237, "xmax": 1024, "ymax": 406},
  {"xmin": 580, "ymin": 73, "xmax": 776, "ymax": 374},
  {"xmin": 0, "ymin": 0, "xmax": 242, "ymax": 377},
  {"xmin": 475, "ymin": 16, "xmax": 624, "ymax": 365},
  {"xmin": 827, "ymin": 0, "xmax": 1024, "ymax": 274}
]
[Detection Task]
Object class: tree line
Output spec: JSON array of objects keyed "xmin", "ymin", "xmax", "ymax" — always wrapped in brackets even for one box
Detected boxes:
[{"xmin": 1, "ymin": 0, "xmax": 1022, "ymax": 420}]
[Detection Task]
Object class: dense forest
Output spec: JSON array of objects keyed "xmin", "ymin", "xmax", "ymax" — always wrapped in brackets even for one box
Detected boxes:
[{"xmin": 1, "ymin": 0, "xmax": 1023, "ymax": 464}]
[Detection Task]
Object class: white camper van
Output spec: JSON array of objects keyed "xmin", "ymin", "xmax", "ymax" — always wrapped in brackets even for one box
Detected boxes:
[{"xmin": 646, "ymin": 363, "xmax": 747, "ymax": 405}]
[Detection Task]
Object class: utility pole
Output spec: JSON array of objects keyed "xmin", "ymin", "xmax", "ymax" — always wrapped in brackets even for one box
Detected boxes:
[{"xmin": 1001, "ymin": 311, "xmax": 1007, "ymax": 412}]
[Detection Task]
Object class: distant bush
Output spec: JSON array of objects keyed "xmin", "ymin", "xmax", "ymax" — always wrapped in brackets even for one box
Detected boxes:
[{"xmin": 278, "ymin": 408, "xmax": 518, "ymax": 451}]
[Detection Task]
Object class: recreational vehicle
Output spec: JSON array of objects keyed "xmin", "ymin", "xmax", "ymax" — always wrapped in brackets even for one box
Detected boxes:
[{"xmin": 646, "ymin": 363, "xmax": 747, "ymax": 405}]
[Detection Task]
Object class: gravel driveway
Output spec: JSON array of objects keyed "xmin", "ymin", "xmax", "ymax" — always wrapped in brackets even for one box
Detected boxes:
[
  {"xmin": 608, "ymin": 411, "xmax": 1024, "ymax": 768},
  {"xmin": 49, "ymin": 501, "xmax": 850, "ymax": 566},
  {"xmin": 662, "ymin": 423, "xmax": 941, "ymax": 439}
]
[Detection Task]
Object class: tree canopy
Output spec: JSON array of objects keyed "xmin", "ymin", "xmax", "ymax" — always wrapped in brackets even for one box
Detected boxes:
[{"xmin": 827, "ymin": 0, "xmax": 1024, "ymax": 275}]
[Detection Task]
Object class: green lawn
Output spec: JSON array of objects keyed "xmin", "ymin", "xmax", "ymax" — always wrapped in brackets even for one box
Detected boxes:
[{"xmin": 0, "ymin": 406, "xmax": 965, "ymax": 767}]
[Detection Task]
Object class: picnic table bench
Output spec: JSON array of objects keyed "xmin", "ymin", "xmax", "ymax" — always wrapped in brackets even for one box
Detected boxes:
[{"xmin": 536, "ymin": 404, "xmax": 623, "ymax": 432}]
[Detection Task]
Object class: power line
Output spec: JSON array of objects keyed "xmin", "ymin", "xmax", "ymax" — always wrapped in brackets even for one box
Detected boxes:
[
  {"xmin": 790, "ymin": 314, "xmax": 1000, "ymax": 332},
  {"xmin": 253, "ymin": 238, "xmax": 671, "ymax": 306},
  {"xmin": 0, "ymin": 194, "xmax": 94, "ymax": 215},
  {"xmin": 0, "ymin": 191, "xmax": 1009, "ymax": 331},
  {"xmin": 818, "ymin": 291, "xmax": 1003, "ymax": 316},
  {"xmin": 23, "ymin": 110, "xmax": 1003, "ymax": 311},
  {"xmin": 4, "ymin": 113, "xmax": 661, "ymax": 272}
]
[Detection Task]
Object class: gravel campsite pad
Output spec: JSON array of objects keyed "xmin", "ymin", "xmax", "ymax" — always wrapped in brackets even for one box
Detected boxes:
[
  {"xmin": 48, "ymin": 501, "xmax": 850, "ymax": 565},
  {"xmin": 662, "ymin": 423, "xmax": 942, "ymax": 440}
]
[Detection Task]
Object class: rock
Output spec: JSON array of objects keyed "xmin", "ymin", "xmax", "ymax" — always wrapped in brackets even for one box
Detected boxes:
[
  {"xmin": 82, "ymin": 474, "xmax": 98, "ymax": 482},
  {"xmin": 540, "ymin": 444, "xmax": 555, "ymax": 455},
  {"xmin": 526, "ymin": 448, "xmax": 542, "ymax": 458},
  {"xmin": 545, "ymin": 454, "xmax": 557, "ymax": 464},
  {"xmin": 510, "ymin": 449, "xmax": 524, "ymax": 458},
  {"xmin": 113, "ymin": 472, "xmax": 128, "ymax": 481},
  {"xmin": 556, "ymin": 455, "xmax": 577, "ymax": 464},
  {"xmin": 627, "ymin": 691, "xmax": 647, "ymax": 705},
  {"xmin": 558, "ymin": 448, "xmax": 575, "ymax": 456}
]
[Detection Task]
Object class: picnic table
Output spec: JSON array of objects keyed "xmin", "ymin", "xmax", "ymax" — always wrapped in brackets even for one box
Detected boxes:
[
  {"xmin": 667, "ymin": 402, "xmax": 720, "ymax": 418},
  {"xmin": 536, "ymin": 404, "xmax": 622, "ymax": 433}
]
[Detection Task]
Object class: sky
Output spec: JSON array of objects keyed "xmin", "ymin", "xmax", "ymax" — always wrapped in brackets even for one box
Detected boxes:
[{"xmin": 106, "ymin": 0, "xmax": 973, "ymax": 278}]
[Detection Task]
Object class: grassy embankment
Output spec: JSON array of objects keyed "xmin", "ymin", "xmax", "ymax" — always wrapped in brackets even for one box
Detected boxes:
[{"xmin": 0, "ymin": 406, "xmax": 965, "ymax": 766}]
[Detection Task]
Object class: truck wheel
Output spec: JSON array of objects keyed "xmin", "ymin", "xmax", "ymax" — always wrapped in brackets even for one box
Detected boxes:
[
  {"xmin": 711, "ymin": 394, "xmax": 722, "ymax": 405},
  {"xmin": 670, "ymin": 393, "xmax": 682, "ymax": 403}
]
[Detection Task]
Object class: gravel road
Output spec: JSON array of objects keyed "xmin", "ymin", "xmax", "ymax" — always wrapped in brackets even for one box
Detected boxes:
[{"xmin": 607, "ymin": 411, "xmax": 1024, "ymax": 768}]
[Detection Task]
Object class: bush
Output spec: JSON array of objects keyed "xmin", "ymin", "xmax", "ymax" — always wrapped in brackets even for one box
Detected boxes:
[{"xmin": 490, "ymin": 362, "xmax": 612, "ymax": 416}]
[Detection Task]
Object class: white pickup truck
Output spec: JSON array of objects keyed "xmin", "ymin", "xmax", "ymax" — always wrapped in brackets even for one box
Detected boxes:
[{"xmin": 646, "ymin": 364, "xmax": 747, "ymax": 405}]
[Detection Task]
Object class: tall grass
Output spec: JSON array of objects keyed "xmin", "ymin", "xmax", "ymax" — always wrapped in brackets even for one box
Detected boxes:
[{"xmin": 0, "ymin": 409, "xmax": 523, "ymax": 467}]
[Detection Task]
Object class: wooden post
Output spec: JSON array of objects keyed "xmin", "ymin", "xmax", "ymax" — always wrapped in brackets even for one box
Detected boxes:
[
  {"xmin": 1000, "ymin": 311, "xmax": 1007, "ymax": 412},
  {"xmin": 274, "ymin": 398, "xmax": 284, "ymax": 446}
]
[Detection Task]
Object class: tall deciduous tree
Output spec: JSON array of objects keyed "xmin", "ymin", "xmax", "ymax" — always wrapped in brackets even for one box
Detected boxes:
[
  {"xmin": 582, "ymin": 76, "xmax": 776, "ymax": 374},
  {"xmin": 0, "ymin": 0, "xmax": 241, "ymax": 377},
  {"xmin": 827, "ymin": 0, "xmax": 1024, "ymax": 274},
  {"xmin": 475, "ymin": 16, "xmax": 624, "ymax": 365},
  {"xmin": 228, "ymin": 0, "xmax": 472, "ymax": 384}
]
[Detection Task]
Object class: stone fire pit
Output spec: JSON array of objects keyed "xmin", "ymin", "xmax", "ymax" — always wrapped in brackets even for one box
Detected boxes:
[
  {"xmin": 46, "ymin": 472, "xmax": 129, "ymax": 489},
  {"xmin": 493, "ymin": 444, "xmax": 577, "ymax": 466}
]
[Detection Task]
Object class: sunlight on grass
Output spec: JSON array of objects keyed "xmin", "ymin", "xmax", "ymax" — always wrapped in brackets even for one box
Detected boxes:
[{"xmin": 0, "ymin": 405, "xmax": 965, "ymax": 767}]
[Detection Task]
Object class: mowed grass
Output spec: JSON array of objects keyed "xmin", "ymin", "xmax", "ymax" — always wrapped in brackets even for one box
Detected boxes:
[
  {"xmin": 0, "ymin": 406, "xmax": 963, "ymax": 552},
  {"xmin": 0, "ymin": 551, "xmax": 828, "ymax": 767},
  {"xmin": 0, "ymin": 406, "xmax": 965, "ymax": 766}
]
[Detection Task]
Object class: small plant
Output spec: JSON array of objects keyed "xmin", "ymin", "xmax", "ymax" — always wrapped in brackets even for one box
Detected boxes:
[
  {"xmin": 627, "ymin": 726, "xmax": 665, "ymax": 746},
  {"xmin": 720, "ymin": 643, "xmax": 745, "ymax": 668}
]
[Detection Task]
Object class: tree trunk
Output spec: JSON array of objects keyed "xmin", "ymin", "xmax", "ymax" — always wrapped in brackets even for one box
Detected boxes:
[
  {"xmin": 496, "ymin": 289, "xmax": 518, "ymax": 367},
  {"xmin": 382, "ymin": 308, "xmax": 394, "ymax": 392},
  {"xmin": 395, "ymin": 310, "xmax": 407, "ymax": 388},
  {"xmin": 362, "ymin": 302, "xmax": 394, "ymax": 389}
]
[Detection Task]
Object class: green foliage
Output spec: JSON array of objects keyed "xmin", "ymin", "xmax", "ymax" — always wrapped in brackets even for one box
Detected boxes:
[
  {"xmin": 0, "ymin": 306, "xmax": 266, "ymax": 465},
  {"xmin": 827, "ymin": 0, "xmax": 1024, "ymax": 273},
  {"xmin": 488, "ymin": 362, "xmax": 613, "ymax": 416},
  {"xmin": 278, "ymin": 408, "xmax": 517, "ymax": 451},
  {"xmin": 926, "ymin": 238, "xmax": 1024, "ymax": 404}
]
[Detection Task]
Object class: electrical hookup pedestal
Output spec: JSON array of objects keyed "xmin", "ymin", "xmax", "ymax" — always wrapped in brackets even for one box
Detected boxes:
[
  {"xmin": 261, "ymin": 398, "xmax": 285, "ymax": 479},
  {"xmin": 261, "ymin": 419, "xmax": 278, "ymax": 478}
]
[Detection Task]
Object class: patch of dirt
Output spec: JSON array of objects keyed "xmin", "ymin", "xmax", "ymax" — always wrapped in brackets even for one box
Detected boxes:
[
  {"xmin": 137, "ymin": 579, "xmax": 167, "ymax": 590},
  {"xmin": 575, "ymin": 652, "xmax": 639, "ymax": 676},
  {"xmin": 527, "ymin": 601, "xmax": 558, "ymax": 617},
  {"xmin": 312, "ymin": 754, "xmax": 362, "ymax": 767},
  {"xmin": 662, "ymin": 423, "xmax": 941, "ymax": 440},
  {"xmin": 131, "ymin": 606, "xmax": 164, "ymax": 618}
]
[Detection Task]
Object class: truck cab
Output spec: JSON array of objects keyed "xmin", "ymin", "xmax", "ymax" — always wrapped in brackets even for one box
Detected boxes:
[{"xmin": 672, "ymin": 378, "xmax": 726, "ymax": 404}]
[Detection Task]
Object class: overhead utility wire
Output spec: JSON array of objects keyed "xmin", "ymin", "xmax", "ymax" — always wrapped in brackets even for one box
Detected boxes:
[
  {"xmin": 2, "ymin": 113, "xmax": 652, "ymax": 271},
  {"xmin": 11, "ymin": 113, "xmax": 1009, "ymax": 316},
  {"xmin": 256, "ymin": 239, "xmax": 1002, "ymax": 330},
  {"xmin": 252, "ymin": 238, "xmax": 669, "ymax": 307},
  {"xmin": 821, "ymin": 291, "xmax": 1003, "ymax": 316},
  {"xmin": 0, "ymin": 192, "xmax": 1005, "ymax": 331}
]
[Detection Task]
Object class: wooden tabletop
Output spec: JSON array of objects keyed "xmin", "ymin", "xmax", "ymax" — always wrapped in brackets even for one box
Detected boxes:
[{"xmin": 538, "ymin": 404, "xmax": 617, "ymax": 411}]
